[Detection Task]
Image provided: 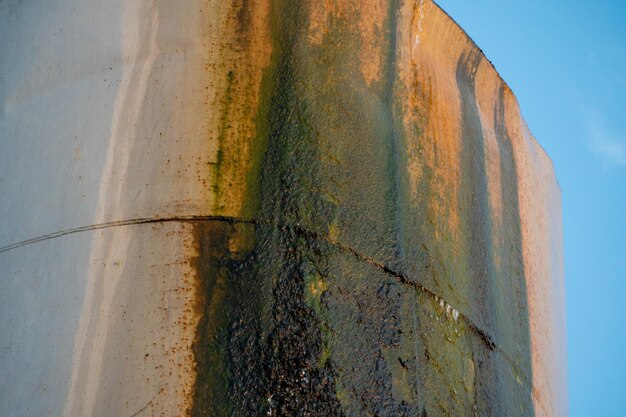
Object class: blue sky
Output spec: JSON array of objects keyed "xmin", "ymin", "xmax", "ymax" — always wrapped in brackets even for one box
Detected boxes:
[{"xmin": 435, "ymin": 0, "xmax": 626, "ymax": 415}]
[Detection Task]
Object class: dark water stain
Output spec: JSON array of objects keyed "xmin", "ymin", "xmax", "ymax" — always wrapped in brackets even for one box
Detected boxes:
[
  {"xmin": 381, "ymin": 0, "xmax": 409, "ymax": 275},
  {"xmin": 454, "ymin": 52, "xmax": 535, "ymax": 416},
  {"xmin": 192, "ymin": 0, "xmax": 345, "ymax": 415},
  {"xmin": 455, "ymin": 50, "xmax": 503, "ymax": 416},
  {"xmin": 248, "ymin": 3, "xmax": 346, "ymax": 414},
  {"xmin": 492, "ymin": 84, "xmax": 534, "ymax": 415},
  {"xmin": 191, "ymin": 1, "xmax": 537, "ymax": 416},
  {"xmin": 235, "ymin": 0, "xmax": 252, "ymax": 35},
  {"xmin": 190, "ymin": 220, "xmax": 264, "ymax": 417},
  {"xmin": 456, "ymin": 50, "xmax": 498, "ymax": 345}
]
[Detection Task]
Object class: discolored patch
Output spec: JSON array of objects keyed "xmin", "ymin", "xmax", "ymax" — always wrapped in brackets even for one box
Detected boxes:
[{"xmin": 188, "ymin": 1, "xmax": 560, "ymax": 416}]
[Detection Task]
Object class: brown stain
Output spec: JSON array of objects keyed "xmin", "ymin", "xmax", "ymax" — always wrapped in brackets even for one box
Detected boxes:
[
  {"xmin": 185, "ymin": 1, "xmax": 272, "ymax": 411},
  {"xmin": 189, "ymin": 218, "xmax": 258, "ymax": 416},
  {"xmin": 307, "ymin": 0, "xmax": 386, "ymax": 86},
  {"xmin": 184, "ymin": 0, "xmax": 563, "ymax": 415},
  {"xmin": 189, "ymin": 221, "xmax": 232, "ymax": 417},
  {"xmin": 392, "ymin": 1, "xmax": 558, "ymax": 415},
  {"xmin": 204, "ymin": 0, "xmax": 272, "ymax": 218},
  {"xmin": 396, "ymin": 0, "xmax": 470, "ymax": 306}
]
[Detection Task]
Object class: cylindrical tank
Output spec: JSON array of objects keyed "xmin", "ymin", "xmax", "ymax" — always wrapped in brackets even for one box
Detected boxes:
[{"xmin": 0, "ymin": 1, "xmax": 566, "ymax": 416}]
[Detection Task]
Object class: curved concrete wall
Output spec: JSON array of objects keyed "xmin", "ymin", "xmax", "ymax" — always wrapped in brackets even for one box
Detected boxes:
[{"xmin": 0, "ymin": 0, "xmax": 566, "ymax": 416}]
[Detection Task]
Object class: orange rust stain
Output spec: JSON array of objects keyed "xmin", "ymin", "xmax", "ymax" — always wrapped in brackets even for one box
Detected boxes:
[
  {"xmin": 204, "ymin": 0, "xmax": 272, "ymax": 218},
  {"xmin": 307, "ymin": 0, "xmax": 386, "ymax": 86},
  {"xmin": 397, "ymin": 0, "xmax": 473, "ymax": 298}
]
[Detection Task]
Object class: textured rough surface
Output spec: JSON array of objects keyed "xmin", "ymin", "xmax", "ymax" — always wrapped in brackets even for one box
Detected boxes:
[{"xmin": 0, "ymin": 0, "xmax": 565, "ymax": 416}]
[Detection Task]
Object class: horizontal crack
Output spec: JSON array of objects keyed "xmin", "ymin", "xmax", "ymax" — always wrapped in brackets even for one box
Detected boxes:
[
  {"xmin": 1, "ymin": 215, "xmax": 509, "ymax": 363},
  {"xmin": 286, "ymin": 222, "xmax": 498, "ymax": 352},
  {"xmin": 288, "ymin": 225, "xmax": 542, "ymax": 400},
  {"xmin": 286, "ymin": 223, "xmax": 542, "ymax": 400},
  {"xmin": 0, "ymin": 215, "xmax": 254, "ymax": 254},
  {"xmin": 2, "ymin": 215, "xmax": 537, "ymax": 402}
]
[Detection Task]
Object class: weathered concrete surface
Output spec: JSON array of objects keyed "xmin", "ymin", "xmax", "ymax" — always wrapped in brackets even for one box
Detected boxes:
[
  {"xmin": 0, "ymin": 0, "xmax": 566, "ymax": 416},
  {"xmin": 0, "ymin": 1, "xmax": 246, "ymax": 415},
  {"xmin": 1, "ymin": 223, "xmax": 198, "ymax": 416}
]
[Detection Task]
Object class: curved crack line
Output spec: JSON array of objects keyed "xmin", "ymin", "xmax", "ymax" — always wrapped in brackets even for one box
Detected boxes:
[
  {"xmin": 284, "ymin": 222, "xmax": 544, "ymax": 393},
  {"xmin": 1, "ymin": 215, "xmax": 497, "ymax": 351},
  {"xmin": 128, "ymin": 392, "xmax": 158, "ymax": 417},
  {"xmin": 282, "ymin": 222, "xmax": 498, "ymax": 352},
  {"xmin": 284, "ymin": 222, "xmax": 544, "ymax": 403},
  {"xmin": 0, "ymin": 215, "xmax": 255, "ymax": 254},
  {"xmin": 3, "ymin": 215, "xmax": 501, "ymax": 352},
  {"xmin": 1, "ymin": 215, "xmax": 535, "ymax": 396}
]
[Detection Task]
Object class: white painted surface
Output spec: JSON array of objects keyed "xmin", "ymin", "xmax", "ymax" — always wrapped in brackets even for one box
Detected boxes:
[
  {"xmin": 0, "ymin": 1, "xmax": 214, "ymax": 415},
  {"xmin": 0, "ymin": 0, "xmax": 218, "ymax": 250},
  {"xmin": 0, "ymin": 223, "xmax": 198, "ymax": 416}
]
